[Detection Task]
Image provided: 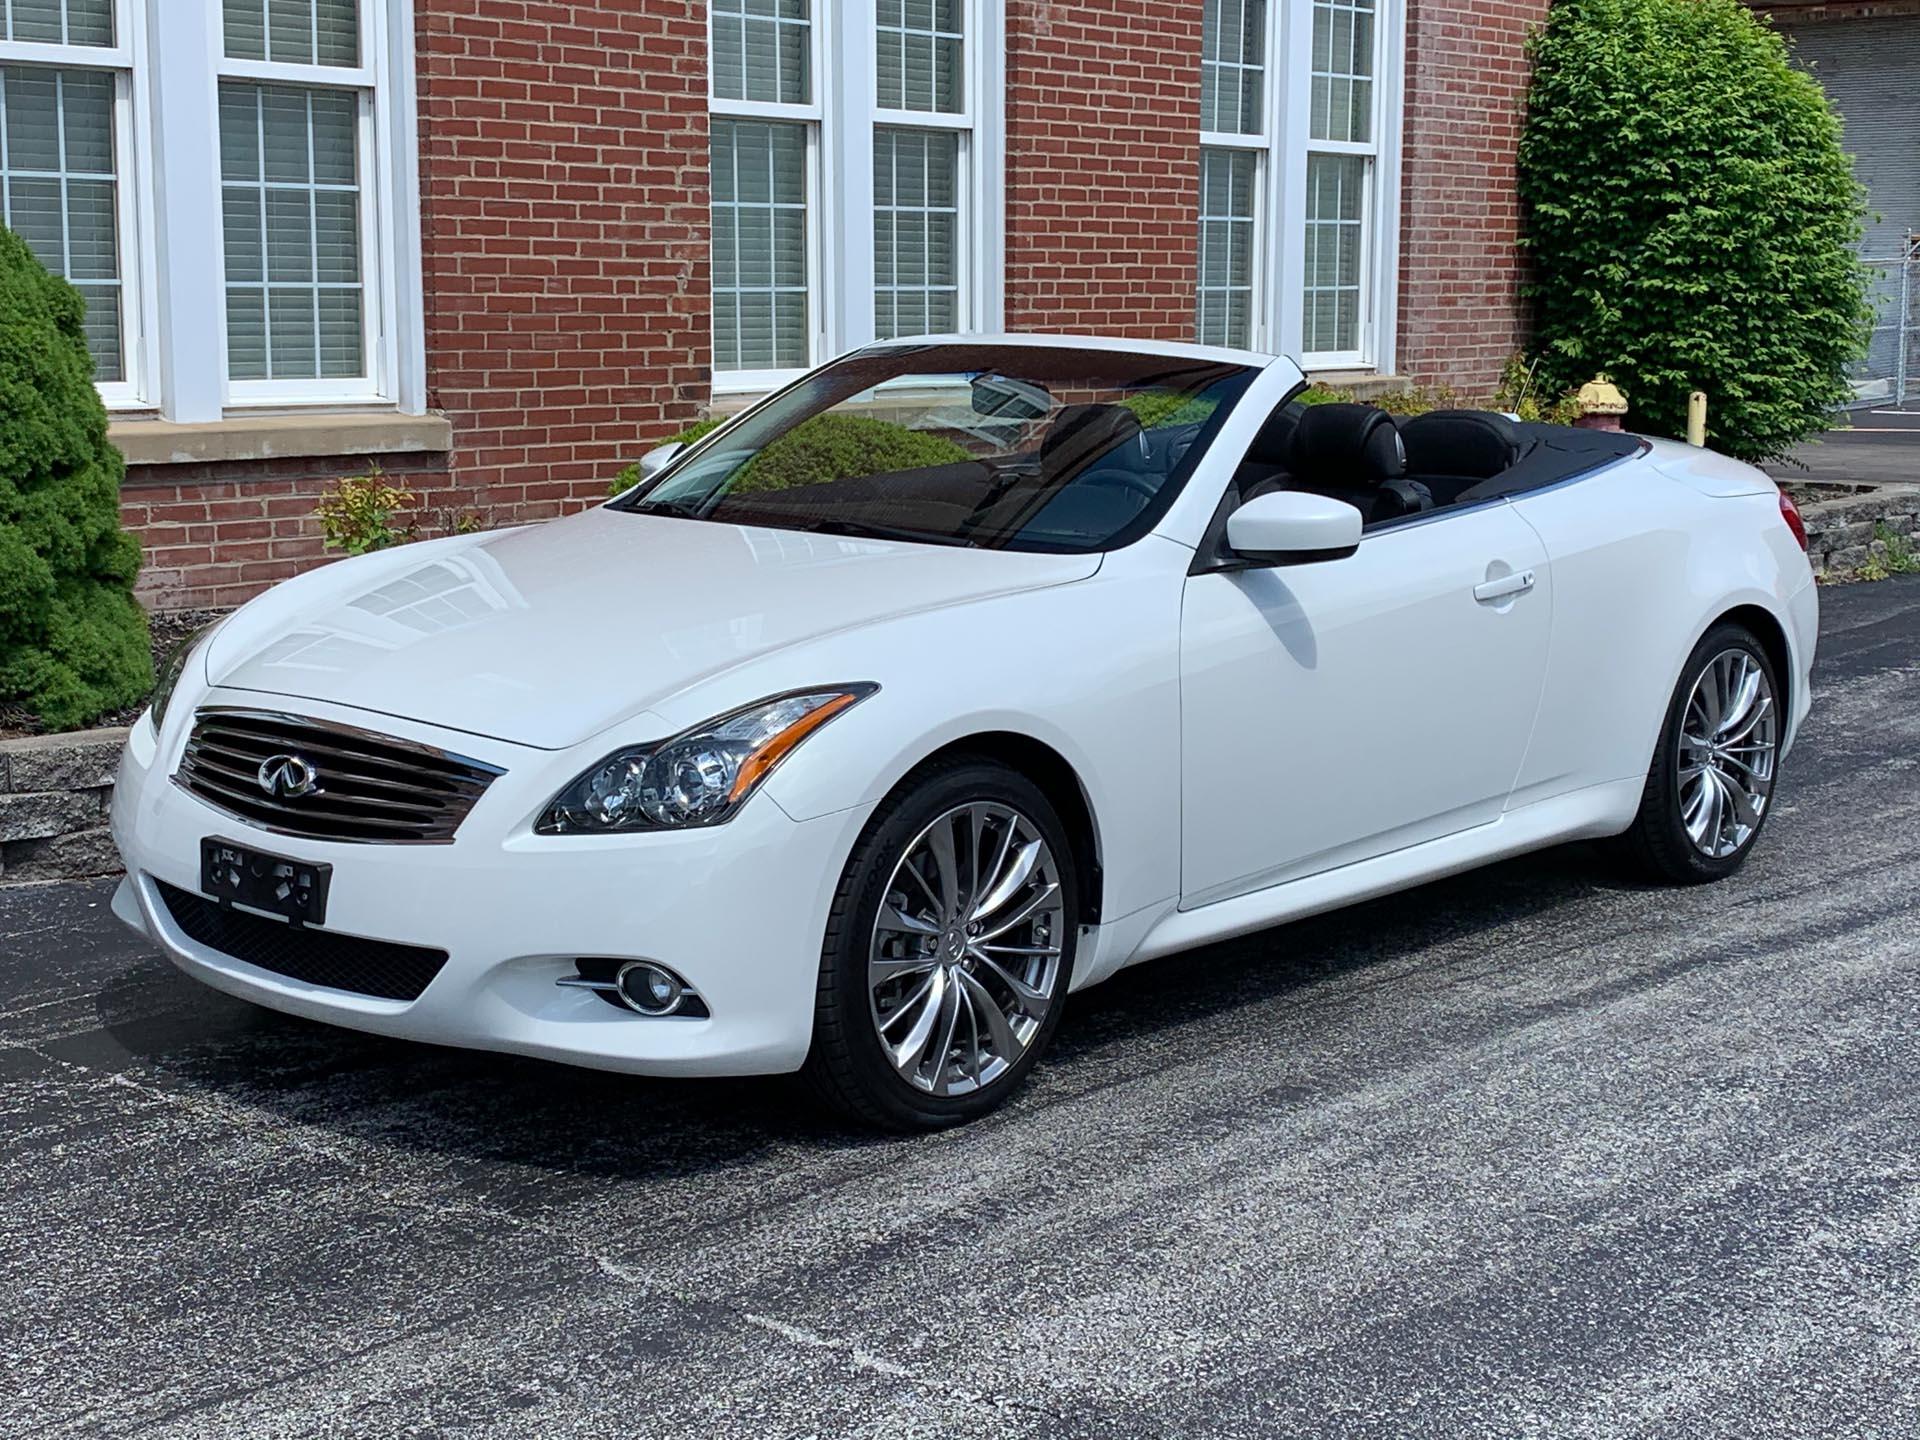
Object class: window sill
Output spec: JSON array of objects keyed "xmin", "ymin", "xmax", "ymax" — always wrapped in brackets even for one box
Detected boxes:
[
  {"xmin": 110, "ymin": 412, "xmax": 453, "ymax": 468},
  {"xmin": 1304, "ymin": 369, "xmax": 1409, "ymax": 399}
]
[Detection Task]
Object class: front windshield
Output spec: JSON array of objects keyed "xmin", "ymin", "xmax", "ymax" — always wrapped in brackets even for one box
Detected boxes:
[{"xmin": 614, "ymin": 343, "xmax": 1258, "ymax": 552}]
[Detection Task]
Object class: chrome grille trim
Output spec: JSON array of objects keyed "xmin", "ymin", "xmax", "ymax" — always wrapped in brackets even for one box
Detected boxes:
[{"xmin": 173, "ymin": 708, "xmax": 505, "ymax": 845}]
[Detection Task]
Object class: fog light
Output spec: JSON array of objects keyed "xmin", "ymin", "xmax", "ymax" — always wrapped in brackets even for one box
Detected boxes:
[{"xmin": 616, "ymin": 961, "xmax": 685, "ymax": 1016}]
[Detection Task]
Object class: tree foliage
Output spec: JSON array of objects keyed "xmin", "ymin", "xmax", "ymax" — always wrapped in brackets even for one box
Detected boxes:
[
  {"xmin": 1519, "ymin": 0, "xmax": 1872, "ymax": 461},
  {"xmin": 0, "ymin": 226, "xmax": 150, "ymax": 730}
]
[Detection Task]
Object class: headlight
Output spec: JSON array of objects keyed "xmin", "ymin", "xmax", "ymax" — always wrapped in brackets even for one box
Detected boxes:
[
  {"xmin": 149, "ymin": 620, "xmax": 222, "ymax": 731},
  {"xmin": 537, "ymin": 685, "xmax": 877, "ymax": 834}
]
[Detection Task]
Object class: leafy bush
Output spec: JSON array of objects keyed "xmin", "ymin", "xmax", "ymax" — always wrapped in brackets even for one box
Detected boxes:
[
  {"xmin": 1491, "ymin": 354, "xmax": 1585, "ymax": 427},
  {"xmin": 314, "ymin": 468, "xmax": 417, "ymax": 555},
  {"xmin": 0, "ymin": 226, "xmax": 151, "ymax": 730},
  {"xmin": 732, "ymin": 414, "xmax": 970, "ymax": 493},
  {"xmin": 1297, "ymin": 382, "xmax": 1468, "ymax": 417},
  {"xmin": 1519, "ymin": 0, "xmax": 1872, "ymax": 461},
  {"xmin": 1117, "ymin": 391, "xmax": 1219, "ymax": 429}
]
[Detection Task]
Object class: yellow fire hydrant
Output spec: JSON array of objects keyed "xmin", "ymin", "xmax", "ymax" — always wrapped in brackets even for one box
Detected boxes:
[{"xmin": 1575, "ymin": 375, "xmax": 1629, "ymax": 432}]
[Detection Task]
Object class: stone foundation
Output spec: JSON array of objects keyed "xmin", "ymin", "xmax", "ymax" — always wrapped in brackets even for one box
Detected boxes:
[
  {"xmin": 1793, "ymin": 483, "xmax": 1920, "ymax": 580},
  {"xmin": 0, "ymin": 729, "xmax": 127, "ymax": 883}
]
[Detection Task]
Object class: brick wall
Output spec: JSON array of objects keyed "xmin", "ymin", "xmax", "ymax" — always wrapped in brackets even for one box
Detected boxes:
[
  {"xmin": 117, "ymin": 0, "xmax": 1563, "ymax": 613},
  {"xmin": 1395, "ymin": 0, "xmax": 1549, "ymax": 396},
  {"xmin": 124, "ymin": 0, "xmax": 712, "ymax": 612},
  {"xmin": 1003, "ymin": 0, "xmax": 1205, "ymax": 339}
]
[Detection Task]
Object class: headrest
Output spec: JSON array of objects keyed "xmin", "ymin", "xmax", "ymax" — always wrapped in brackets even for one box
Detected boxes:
[
  {"xmin": 1286, "ymin": 403, "xmax": 1406, "ymax": 489},
  {"xmin": 1243, "ymin": 405, "xmax": 1300, "ymax": 469},
  {"xmin": 1041, "ymin": 403, "xmax": 1142, "ymax": 474},
  {"xmin": 1399, "ymin": 409, "xmax": 1522, "ymax": 480}
]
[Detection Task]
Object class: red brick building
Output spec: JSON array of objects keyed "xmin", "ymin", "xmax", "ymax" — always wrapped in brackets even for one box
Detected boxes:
[{"xmin": 1, "ymin": 0, "xmax": 1552, "ymax": 610}]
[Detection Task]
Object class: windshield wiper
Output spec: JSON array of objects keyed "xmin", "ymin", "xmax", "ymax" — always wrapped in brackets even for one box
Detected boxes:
[
  {"xmin": 627, "ymin": 495, "xmax": 710, "ymax": 519},
  {"xmin": 731, "ymin": 513, "xmax": 980, "ymax": 548}
]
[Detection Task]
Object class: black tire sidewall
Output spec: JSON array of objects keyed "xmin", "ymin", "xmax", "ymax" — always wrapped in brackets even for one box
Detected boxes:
[
  {"xmin": 814, "ymin": 759, "xmax": 1079, "ymax": 1129},
  {"xmin": 1642, "ymin": 623, "xmax": 1782, "ymax": 882}
]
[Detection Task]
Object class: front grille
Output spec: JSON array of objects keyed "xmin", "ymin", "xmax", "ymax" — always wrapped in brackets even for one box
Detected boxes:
[
  {"xmin": 156, "ymin": 880, "xmax": 449, "ymax": 1001},
  {"xmin": 175, "ymin": 708, "xmax": 503, "ymax": 844}
]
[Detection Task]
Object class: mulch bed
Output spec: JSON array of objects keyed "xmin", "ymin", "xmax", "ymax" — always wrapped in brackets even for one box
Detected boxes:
[{"xmin": 0, "ymin": 608, "xmax": 229, "ymax": 740}]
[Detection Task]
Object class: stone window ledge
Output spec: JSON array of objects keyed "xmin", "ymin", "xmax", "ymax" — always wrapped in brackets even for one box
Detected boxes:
[
  {"xmin": 1304, "ymin": 370, "xmax": 1409, "ymax": 399},
  {"xmin": 111, "ymin": 412, "xmax": 453, "ymax": 469}
]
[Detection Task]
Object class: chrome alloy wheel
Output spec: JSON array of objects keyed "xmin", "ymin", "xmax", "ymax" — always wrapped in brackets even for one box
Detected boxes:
[
  {"xmin": 868, "ymin": 802, "xmax": 1065, "ymax": 1096},
  {"xmin": 1678, "ymin": 648, "xmax": 1779, "ymax": 860}
]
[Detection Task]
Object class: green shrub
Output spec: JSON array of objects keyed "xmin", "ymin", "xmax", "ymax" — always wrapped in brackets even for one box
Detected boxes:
[
  {"xmin": 1519, "ymin": 0, "xmax": 1872, "ymax": 461},
  {"xmin": 314, "ymin": 468, "xmax": 417, "ymax": 555},
  {"xmin": 1117, "ymin": 391, "xmax": 1219, "ymax": 429},
  {"xmin": 730, "ymin": 414, "xmax": 970, "ymax": 494},
  {"xmin": 1492, "ymin": 354, "xmax": 1586, "ymax": 428},
  {"xmin": 0, "ymin": 226, "xmax": 150, "ymax": 730}
]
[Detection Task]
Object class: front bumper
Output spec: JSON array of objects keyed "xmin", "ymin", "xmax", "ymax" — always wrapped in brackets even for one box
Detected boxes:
[{"xmin": 110, "ymin": 692, "xmax": 875, "ymax": 1077}]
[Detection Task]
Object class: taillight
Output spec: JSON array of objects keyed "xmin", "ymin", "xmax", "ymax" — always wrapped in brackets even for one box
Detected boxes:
[{"xmin": 1777, "ymin": 488, "xmax": 1809, "ymax": 553}]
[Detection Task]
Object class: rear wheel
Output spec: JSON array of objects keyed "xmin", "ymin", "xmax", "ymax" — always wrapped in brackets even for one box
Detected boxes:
[
  {"xmin": 803, "ymin": 757, "xmax": 1077, "ymax": 1130},
  {"xmin": 1616, "ymin": 622, "xmax": 1783, "ymax": 884}
]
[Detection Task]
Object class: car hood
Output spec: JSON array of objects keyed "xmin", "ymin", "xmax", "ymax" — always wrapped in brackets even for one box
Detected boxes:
[{"xmin": 205, "ymin": 508, "xmax": 1100, "ymax": 749}]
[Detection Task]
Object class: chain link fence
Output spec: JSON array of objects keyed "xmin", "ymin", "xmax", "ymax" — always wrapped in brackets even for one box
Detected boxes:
[{"xmin": 1852, "ymin": 233, "xmax": 1919, "ymax": 410}]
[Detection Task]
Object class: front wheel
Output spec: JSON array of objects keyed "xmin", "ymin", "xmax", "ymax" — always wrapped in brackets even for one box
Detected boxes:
[
  {"xmin": 803, "ymin": 757, "xmax": 1077, "ymax": 1130},
  {"xmin": 1615, "ymin": 622, "xmax": 1784, "ymax": 884}
]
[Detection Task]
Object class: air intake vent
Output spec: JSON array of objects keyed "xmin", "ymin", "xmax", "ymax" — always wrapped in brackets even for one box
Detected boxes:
[
  {"xmin": 174, "ymin": 708, "xmax": 503, "ymax": 844},
  {"xmin": 155, "ymin": 880, "xmax": 449, "ymax": 1001}
]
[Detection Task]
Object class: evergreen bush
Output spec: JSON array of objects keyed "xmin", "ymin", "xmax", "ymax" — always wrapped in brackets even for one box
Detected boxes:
[
  {"xmin": 1519, "ymin": 0, "xmax": 1872, "ymax": 461},
  {"xmin": 0, "ymin": 226, "xmax": 150, "ymax": 730}
]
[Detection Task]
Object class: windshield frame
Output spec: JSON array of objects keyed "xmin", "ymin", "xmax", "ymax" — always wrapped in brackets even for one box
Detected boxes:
[{"xmin": 609, "ymin": 342, "xmax": 1261, "ymax": 555}]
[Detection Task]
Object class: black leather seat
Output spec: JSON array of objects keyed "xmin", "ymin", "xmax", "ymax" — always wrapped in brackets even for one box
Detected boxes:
[
  {"xmin": 1285, "ymin": 402, "xmax": 1430, "ymax": 524},
  {"xmin": 1399, "ymin": 409, "xmax": 1523, "ymax": 506}
]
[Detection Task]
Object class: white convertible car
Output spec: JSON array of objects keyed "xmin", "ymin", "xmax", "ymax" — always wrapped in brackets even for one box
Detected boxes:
[{"xmin": 110, "ymin": 336, "xmax": 1818, "ymax": 1128}]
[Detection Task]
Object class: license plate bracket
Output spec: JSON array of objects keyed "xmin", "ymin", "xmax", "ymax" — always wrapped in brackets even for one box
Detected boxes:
[{"xmin": 200, "ymin": 838, "xmax": 331, "ymax": 927}]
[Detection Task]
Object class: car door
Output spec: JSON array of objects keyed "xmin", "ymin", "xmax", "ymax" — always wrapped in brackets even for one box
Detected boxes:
[{"xmin": 1178, "ymin": 502, "xmax": 1553, "ymax": 908}]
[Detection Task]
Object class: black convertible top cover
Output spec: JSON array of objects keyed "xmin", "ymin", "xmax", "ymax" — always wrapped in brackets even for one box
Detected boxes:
[{"xmin": 1451, "ymin": 423, "xmax": 1647, "ymax": 505}]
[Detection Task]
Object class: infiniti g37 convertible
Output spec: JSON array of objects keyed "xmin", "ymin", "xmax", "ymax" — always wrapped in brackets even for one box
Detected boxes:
[{"xmin": 111, "ymin": 336, "xmax": 1818, "ymax": 1129}]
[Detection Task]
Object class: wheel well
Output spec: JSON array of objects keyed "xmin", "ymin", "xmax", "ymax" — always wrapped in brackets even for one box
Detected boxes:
[
  {"xmin": 915, "ymin": 733, "xmax": 1104, "ymax": 924},
  {"xmin": 1717, "ymin": 604, "xmax": 1793, "ymax": 719}
]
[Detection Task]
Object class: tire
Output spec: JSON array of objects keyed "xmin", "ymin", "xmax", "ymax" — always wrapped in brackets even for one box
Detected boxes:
[
  {"xmin": 1614, "ymin": 621, "xmax": 1784, "ymax": 885},
  {"xmin": 802, "ymin": 755, "xmax": 1078, "ymax": 1131}
]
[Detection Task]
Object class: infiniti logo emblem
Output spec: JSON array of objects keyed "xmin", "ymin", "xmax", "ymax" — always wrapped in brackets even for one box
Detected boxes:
[{"xmin": 257, "ymin": 753, "xmax": 322, "ymax": 800}]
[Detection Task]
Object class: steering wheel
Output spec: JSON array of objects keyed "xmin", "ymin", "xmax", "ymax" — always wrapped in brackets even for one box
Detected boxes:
[{"xmin": 1074, "ymin": 466, "xmax": 1161, "ymax": 503}]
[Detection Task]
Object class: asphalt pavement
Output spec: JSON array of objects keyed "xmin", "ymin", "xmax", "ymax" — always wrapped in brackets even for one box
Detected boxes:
[
  {"xmin": 1769, "ymin": 405, "xmax": 1920, "ymax": 486},
  {"xmin": 5, "ymin": 577, "xmax": 1919, "ymax": 1439}
]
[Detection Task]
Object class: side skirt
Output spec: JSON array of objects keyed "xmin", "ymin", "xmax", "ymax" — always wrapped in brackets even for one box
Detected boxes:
[{"xmin": 1119, "ymin": 777, "xmax": 1644, "ymax": 970}]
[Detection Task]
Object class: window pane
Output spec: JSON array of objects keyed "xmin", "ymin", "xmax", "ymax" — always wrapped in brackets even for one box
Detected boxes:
[
  {"xmin": 219, "ymin": 81, "xmax": 366, "ymax": 381},
  {"xmin": 0, "ymin": 65, "xmax": 124, "ymax": 382},
  {"xmin": 873, "ymin": 127, "xmax": 959, "ymax": 341},
  {"xmin": 875, "ymin": 0, "xmax": 961, "ymax": 113},
  {"xmin": 1302, "ymin": 153, "xmax": 1366, "ymax": 355},
  {"xmin": 1195, "ymin": 147, "xmax": 1256, "ymax": 349},
  {"xmin": 1200, "ymin": 0, "xmax": 1264, "ymax": 136},
  {"xmin": 224, "ymin": 0, "xmax": 357, "ymax": 65},
  {"xmin": 710, "ymin": 117, "xmax": 808, "ymax": 370},
  {"xmin": 1310, "ymin": 0, "xmax": 1375, "ymax": 144},
  {"xmin": 711, "ymin": 0, "xmax": 809, "ymax": 105}
]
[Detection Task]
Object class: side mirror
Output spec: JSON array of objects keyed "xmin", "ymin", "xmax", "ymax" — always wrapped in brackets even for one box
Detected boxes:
[
  {"xmin": 1225, "ymin": 490, "xmax": 1363, "ymax": 567},
  {"xmin": 637, "ymin": 440, "xmax": 684, "ymax": 480}
]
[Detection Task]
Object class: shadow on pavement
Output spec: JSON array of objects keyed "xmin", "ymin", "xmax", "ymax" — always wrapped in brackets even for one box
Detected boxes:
[{"xmin": 86, "ymin": 839, "xmax": 1631, "ymax": 1179}]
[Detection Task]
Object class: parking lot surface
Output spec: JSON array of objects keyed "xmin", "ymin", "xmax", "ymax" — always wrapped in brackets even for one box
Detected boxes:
[{"xmin": 5, "ymin": 576, "xmax": 1918, "ymax": 1439}]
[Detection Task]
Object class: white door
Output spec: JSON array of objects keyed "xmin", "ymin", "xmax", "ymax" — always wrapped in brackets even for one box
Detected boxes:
[{"xmin": 1178, "ymin": 504, "xmax": 1553, "ymax": 908}]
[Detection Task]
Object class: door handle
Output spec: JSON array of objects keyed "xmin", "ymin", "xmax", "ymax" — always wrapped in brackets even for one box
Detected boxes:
[{"xmin": 1473, "ymin": 569, "xmax": 1536, "ymax": 603}]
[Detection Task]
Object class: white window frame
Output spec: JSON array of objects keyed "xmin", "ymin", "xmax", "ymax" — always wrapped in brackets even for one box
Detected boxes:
[
  {"xmin": 45, "ymin": 0, "xmax": 429, "ymax": 423},
  {"xmin": 214, "ymin": 1, "xmax": 398, "ymax": 407},
  {"xmin": 708, "ymin": 0, "xmax": 1004, "ymax": 397},
  {"xmin": 0, "ymin": 8, "xmax": 157, "ymax": 409},
  {"xmin": 1199, "ymin": 0, "xmax": 1404, "ymax": 372},
  {"xmin": 708, "ymin": 1, "xmax": 827, "ymax": 396}
]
